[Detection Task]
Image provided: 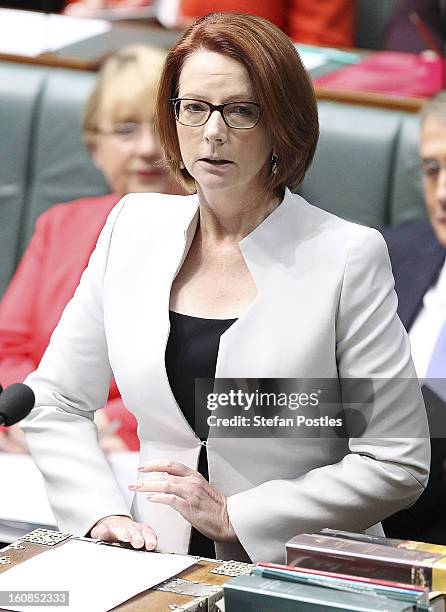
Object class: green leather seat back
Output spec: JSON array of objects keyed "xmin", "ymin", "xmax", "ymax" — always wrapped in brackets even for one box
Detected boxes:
[
  {"xmin": 0, "ymin": 61, "xmax": 428, "ymax": 301},
  {"xmin": 390, "ymin": 113, "xmax": 426, "ymax": 224},
  {"xmin": 19, "ymin": 68, "xmax": 108, "ymax": 256},
  {"xmin": 299, "ymin": 102, "xmax": 403, "ymax": 228},
  {"xmin": 0, "ymin": 62, "xmax": 46, "ymax": 296}
]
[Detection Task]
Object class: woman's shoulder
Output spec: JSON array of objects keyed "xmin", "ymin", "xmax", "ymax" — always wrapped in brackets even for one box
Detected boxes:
[
  {"xmin": 118, "ymin": 192, "xmax": 198, "ymax": 227},
  {"xmin": 30, "ymin": 194, "xmax": 118, "ymax": 243},
  {"xmin": 122, "ymin": 192, "xmax": 197, "ymax": 211},
  {"xmin": 36, "ymin": 193, "xmax": 117, "ymax": 224},
  {"xmin": 288, "ymin": 190, "xmax": 385, "ymax": 251}
]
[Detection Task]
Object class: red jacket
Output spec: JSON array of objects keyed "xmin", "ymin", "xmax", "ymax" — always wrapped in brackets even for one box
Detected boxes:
[
  {"xmin": 179, "ymin": 0, "xmax": 356, "ymax": 47},
  {"xmin": 0, "ymin": 195, "xmax": 139, "ymax": 450}
]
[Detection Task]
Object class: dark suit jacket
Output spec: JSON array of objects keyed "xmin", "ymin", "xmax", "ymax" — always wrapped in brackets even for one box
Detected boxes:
[
  {"xmin": 381, "ymin": 220, "xmax": 445, "ymax": 330},
  {"xmin": 382, "ymin": 221, "xmax": 446, "ymax": 543}
]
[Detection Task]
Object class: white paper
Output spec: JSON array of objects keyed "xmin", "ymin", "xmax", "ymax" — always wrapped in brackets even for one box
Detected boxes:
[
  {"xmin": 0, "ymin": 539, "xmax": 196, "ymax": 612},
  {"xmin": 299, "ymin": 50, "xmax": 328, "ymax": 71},
  {"xmin": 0, "ymin": 9, "xmax": 110, "ymax": 57}
]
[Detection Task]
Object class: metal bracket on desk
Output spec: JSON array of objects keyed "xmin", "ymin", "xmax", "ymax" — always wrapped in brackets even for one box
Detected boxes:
[
  {"xmin": 167, "ymin": 601, "xmax": 207, "ymax": 611},
  {"xmin": 156, "ymin": 577, "xmax": 223, "ymax": 611},
  {"xmin": 1, "ymin": 542, "xmax": 25, "ymax": 553},
  {"xmin": 210, "ymin": 560, "xmax": 254, "ymax": 577},
  {"xmin": 155, "ymin": 577, "xmax": 221, "ymax": 598},
  {"xmin": 167, "ymin": 596, "xmax": 223, "ymax": 612},
  {"xmin": 18, "ymin": 529, "xmax": 71, "ymax": 546}
]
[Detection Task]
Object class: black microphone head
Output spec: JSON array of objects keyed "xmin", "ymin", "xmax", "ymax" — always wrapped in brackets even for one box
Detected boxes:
[{"xmin": 0, "ymin": 383, "xmax": 35, "ymax": 426}]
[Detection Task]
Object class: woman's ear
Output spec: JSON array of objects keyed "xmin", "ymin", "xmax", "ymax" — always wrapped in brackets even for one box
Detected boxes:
[
  {"xmin": 89, "ymin": 139, "xmax": 103, "ymax": 172},
  {"xmin": 84, "ymin": 131, "xmax": 99, "ymax": 166}
]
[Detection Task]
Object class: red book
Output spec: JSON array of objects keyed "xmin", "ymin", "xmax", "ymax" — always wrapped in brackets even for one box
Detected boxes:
[{"xmin": 315, "ymin": 51, "xmax": 445, "ymax": 98}]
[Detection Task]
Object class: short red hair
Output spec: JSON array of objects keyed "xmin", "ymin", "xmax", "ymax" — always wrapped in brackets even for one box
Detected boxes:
[{"xmin": 155, "ymin": 12, "xmax": 319, "ymax": 196}]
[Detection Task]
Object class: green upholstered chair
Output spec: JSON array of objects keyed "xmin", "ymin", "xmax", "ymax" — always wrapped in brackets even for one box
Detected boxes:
[
  {"xmin": 0, "ymin": 63, "xmax": 46, "ymax": 296},
  {"xmin": 298, "ymin": 101, "xmax": 425, "ymax": 228},
  {"xmin": 19, "ymin": 68, "xmax": 108, "ymax": 256},
  {"xmin": 0, "ymin": 60, "xmax": 426, "ymax": 299}
]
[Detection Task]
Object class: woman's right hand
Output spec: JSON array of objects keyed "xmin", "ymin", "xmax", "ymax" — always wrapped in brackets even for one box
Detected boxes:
[{"xmin": 90, "ymin": 515, "xmax": 157, "ymax": 550}]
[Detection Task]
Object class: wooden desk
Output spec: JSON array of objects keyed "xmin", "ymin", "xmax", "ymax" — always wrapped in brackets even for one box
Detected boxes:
[
  {"xmin": 115, "ymin": 559, "xmax": 230, "ymax": 611},
  {"xmin": 0, "ymin": 534, "xmax": 249, "ymax": 611}
]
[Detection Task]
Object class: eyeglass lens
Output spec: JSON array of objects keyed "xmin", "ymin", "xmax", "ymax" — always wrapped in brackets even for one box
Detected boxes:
[{"xmin": 175, "ymin": 100, "xmax": 260, "ymax": 128}]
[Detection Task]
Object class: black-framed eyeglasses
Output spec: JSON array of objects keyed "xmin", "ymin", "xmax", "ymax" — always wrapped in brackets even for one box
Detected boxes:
[{"xmin": 170, "ymin": 98, "xmax": 262, "ymax": 129}]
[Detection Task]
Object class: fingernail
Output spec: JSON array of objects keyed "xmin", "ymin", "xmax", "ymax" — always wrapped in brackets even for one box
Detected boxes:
[
  {"xmin": 137, "ymin": 466, "xmax": 145, "ymax": 471},
  {"xmin": 129, "ymin": 482, "xmax": 142, "ymax": 490}
]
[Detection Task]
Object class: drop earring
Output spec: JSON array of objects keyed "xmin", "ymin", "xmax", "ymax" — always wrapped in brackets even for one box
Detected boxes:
[
  {"xmin": 179, "ymin": 160, "xmax": 185, "ymax": 170},
  {"xmin": 271, "ymin": 153, "xmax": 279, "ymax": 175}
]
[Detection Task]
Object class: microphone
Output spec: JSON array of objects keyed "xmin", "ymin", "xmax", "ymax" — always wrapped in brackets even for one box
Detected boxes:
[{"xmin": 0, "ymin": 383, "xmax": 35, "ymax": 426}]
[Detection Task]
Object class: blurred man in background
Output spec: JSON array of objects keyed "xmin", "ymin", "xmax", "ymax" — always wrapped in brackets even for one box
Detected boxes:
[{"xmin": 382, "ymin": 91, "xmax": 446, "ymax": 543}]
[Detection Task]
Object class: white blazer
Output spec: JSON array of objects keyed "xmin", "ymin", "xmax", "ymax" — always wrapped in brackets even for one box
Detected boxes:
[{"xmin": 23, "ymin": 189, "xmax": 430, "ymax": 563}]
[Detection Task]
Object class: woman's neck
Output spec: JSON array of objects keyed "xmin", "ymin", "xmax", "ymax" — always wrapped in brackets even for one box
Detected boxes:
[{"xmin": 196, "ymin": 186, "xmax": 281, "ymax": 243}]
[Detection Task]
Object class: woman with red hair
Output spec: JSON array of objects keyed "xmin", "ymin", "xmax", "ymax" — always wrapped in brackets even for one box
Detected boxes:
[{"xmin": 22, "ymin": 13, "xmax": 428, "ymax": 563}]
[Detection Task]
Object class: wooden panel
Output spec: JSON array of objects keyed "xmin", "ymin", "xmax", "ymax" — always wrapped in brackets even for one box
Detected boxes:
[{"xmin": 315, "ymin": 85, "xmax": 426, "ymax": 113}]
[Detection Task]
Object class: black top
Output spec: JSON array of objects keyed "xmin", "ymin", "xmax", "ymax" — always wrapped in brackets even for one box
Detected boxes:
[{"xmin": 165, "ymin": 309, "xmax": 236, "ymax": 558}]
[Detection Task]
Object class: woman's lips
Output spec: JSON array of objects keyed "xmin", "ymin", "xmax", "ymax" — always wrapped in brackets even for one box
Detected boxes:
[
  {"xmin": 135, "ymin": 168, "xmax": 165, "ymax": 178},
  {"xmin": 199, "ymin": 158, "xmax": 232, "ymax": 167}
]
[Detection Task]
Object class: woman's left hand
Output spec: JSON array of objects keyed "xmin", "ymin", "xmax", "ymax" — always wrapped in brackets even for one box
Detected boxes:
[
  {"xmin": 0, "ymin": 425, "xmax": 28, "ymax": 453},
  {"xmin": 129, "ymin": 460, "xmax": 238, "ymax": 543}
]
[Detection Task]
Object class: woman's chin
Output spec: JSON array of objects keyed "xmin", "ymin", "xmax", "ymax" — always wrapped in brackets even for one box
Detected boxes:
[
  {"xmin": 127, "ymin": 178, "xmax": 170, "ymax": 194},
  {"xmin": 196, "ymin": 174, "xmax": 241, "ymax": 195}
]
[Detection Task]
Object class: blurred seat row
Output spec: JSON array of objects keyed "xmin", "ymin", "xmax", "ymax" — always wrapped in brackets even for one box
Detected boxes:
[{"xmin": 0, "ymin": 57, "xmax": 425, "ymax": 298}]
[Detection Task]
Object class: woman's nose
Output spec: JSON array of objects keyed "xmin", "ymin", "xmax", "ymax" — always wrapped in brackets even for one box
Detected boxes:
[
  {"xmin": 135, "ymin": 124, "xmax": 159, "ymax": 157},
  {"xmin": 203, "ymin": 110, "xmax": 227, "ymax": 143}
]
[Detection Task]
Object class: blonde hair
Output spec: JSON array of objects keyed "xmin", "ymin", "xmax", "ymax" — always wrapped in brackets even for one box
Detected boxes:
[{"xmin": 83, "ymin": 44, "xmax": 167, "ymax": 148}]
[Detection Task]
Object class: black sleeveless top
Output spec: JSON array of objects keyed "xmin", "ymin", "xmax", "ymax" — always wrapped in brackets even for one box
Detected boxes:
[{"xmin": 165, "ymin": 310, "xmax": 236, "ymax": 557}]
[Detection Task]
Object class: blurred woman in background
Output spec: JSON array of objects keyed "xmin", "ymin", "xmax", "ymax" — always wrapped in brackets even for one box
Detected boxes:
[{"xmin": 0, "ymin": 44, "xmax": 176, "ymax": 453}]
